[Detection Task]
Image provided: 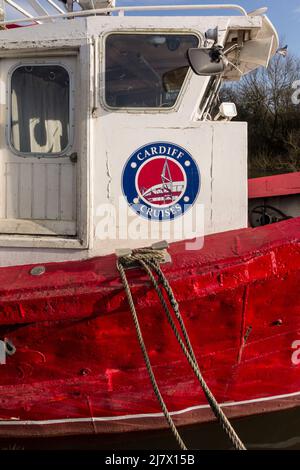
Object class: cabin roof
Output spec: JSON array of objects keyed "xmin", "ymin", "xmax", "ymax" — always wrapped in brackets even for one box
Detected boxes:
[
  {"xmin": 0, "ymin": 2, "xmax": 249, "ymax": 27},
  {"xmin": 0, "ymin": 14, "xmax": 263, "ymax": 49}
]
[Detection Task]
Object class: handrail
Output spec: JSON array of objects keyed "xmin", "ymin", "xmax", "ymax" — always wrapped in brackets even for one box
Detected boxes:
[
  {"xmin": 0, "ymin": 3, "xmax": 248, "ymax": 27},
  {"xmin": 5, "ymin": 0, "xmax": 42, "ymax": 23}
]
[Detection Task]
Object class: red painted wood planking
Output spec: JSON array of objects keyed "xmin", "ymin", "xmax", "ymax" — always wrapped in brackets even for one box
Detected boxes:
[
  {"xmin": 0, "ymin": 218, "xmax": 299, "ymax": 437},
  {"xmin": 249, "ymin": 172, "xmax": 300, "ymax": 199}
]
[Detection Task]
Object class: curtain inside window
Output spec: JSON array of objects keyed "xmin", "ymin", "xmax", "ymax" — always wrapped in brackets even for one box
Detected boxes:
[{"xmin": 11, "ymin": 66, "xmax": 70, "ymax": 154}]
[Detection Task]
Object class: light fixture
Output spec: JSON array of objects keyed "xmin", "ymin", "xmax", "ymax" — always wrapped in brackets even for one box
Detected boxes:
[
  {"xmin": 214, "ymin": 103, "xmax": 237, "ymax": 121},
  {"xmin": 205, "ymin": 27, "xmax": 219, "ymax": 44}
]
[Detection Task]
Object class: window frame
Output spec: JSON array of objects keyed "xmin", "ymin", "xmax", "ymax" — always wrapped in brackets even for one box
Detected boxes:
[
  {"xmin": 7, "ymin": 60, "xmax": 75, "ymax": 158},
  {"xmin": 102, "ymin": 29, "xmax": 202, "ymax": 113}
]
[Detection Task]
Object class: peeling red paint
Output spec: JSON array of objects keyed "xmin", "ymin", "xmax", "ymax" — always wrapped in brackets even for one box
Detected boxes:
[
  {"xmin": 0, "ymin": 218, "xmax": 299, "ymax": 437},
  {"xmin": 249, "ymin": 172, "xmax": 300, "ymax": 199}
]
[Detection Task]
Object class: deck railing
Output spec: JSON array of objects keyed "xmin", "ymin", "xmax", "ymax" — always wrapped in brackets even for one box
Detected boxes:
[{"xmin": 0, "ymin": 2, "xmax": 248, "ymax": 27}]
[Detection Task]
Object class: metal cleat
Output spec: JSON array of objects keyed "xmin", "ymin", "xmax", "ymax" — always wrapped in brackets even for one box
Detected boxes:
[
  {"xmin": 151, "ymin": 240, "xmax": 169, "ymax": 251},
  {"xmin": 116, "ymin": 241, "xmax": 171, "ymax": 268},
  {"xmin": 115, "ymin": 248, "xmax": 132, "ymax": 259}
]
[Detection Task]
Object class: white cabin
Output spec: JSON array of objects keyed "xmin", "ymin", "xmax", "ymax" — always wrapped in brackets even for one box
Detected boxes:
[{"xmin": 0, "ymin": 2, "xmax": 279, "ymax": 267}]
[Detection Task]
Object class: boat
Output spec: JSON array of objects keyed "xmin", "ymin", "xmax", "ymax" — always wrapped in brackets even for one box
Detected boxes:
[{"xmin": 0, "ymin": 0, "xmax": 299, "ymax": 448}]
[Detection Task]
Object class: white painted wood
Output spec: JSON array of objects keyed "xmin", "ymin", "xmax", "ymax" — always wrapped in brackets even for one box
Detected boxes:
[
  {"xmin": 212, "ymin": 123, "xmax": 248, "ymax": 234},
  {"xmin": 60, "ymin": 164, "xmax": 76, "ymax": 221},
  {"xmin": 32, "ymin": 164, "xmax": 46, "ymax": 219},
  {"xmin": 0, "ymin": 219, "xmax": 76, "ymax": 235},
  {"xmin": 5, "ymin": 160, "xmax": 78, "ymax": 226},
  {"xmin": 19, "ymin": 162, "xmax": 32, "ymax": 219},
  {"xmin": 0, "ymin": 13, "xmax": 278, "ymax": 267},
  {"xmin": 46, "ymin": 164, "xmax": 60, "ymax": 220},
  {"xmin": 5, "ymin": 162, "xmax": 19, "ymax": 218},
  {"xmin": 91, "ymin": 120, "xmax": 247, "ymax": 256},
  {"xmin": 0, "ymin": 235, "xmax": 84, "ymax": 250}
]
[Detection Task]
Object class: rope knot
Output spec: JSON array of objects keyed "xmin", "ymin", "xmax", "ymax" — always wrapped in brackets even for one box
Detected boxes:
[{"xmin": 117, "ymin": 248, "xmax": 167, "ymax": 270}]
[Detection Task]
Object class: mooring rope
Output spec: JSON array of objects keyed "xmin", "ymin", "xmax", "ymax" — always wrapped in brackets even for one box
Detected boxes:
[
  {"xmin": 117, "ymin": 248, "xmax": 246, "ymax": 451},
  {"xmin": 117, "ymin": 254, "xmax": 187, "ymax": 451}
]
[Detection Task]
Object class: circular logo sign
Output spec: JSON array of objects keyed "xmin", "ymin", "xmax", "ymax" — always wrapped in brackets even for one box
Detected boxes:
[{"xmin": 122, "ymin": 142, "xmax": 200, "ymax": 221}]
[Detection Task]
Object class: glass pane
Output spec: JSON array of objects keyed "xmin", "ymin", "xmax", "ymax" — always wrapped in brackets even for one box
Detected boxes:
[
  {"xmin": 11, "ymin": 65, "xmax": 70, "ymax": 154},
  {"xmin": 105, "ymin": 34, "xmax": 199, "ymax": 108}
]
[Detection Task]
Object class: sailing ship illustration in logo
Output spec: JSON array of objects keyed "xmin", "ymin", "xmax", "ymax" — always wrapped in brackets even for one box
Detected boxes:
[
  {"xmin": 122, "ymin": 142, "xmax": 200, "ymax": 221},
  {"xmin": 136, "ymin": 156, "xmax": 186, "ymax": 207}
]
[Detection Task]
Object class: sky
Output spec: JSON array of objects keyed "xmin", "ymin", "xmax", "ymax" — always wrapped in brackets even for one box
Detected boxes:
[
  {"xmin": 4, "ymin": 0, "xmax": 300, "ymax": 55},
  {"xmin": 116, "ymin": 0, "xmax": 300, "ymax": 55}
]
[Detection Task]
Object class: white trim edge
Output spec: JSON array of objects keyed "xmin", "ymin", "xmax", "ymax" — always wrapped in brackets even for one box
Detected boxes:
[{"xmin": 1, "ymin": 390, "xmax": 300, "ymax": 426}]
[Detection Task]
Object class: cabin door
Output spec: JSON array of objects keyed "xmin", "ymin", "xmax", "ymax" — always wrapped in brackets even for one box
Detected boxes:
[{"xmin": 0, "ymin": 57, "xmax": 78, "ymax": 238}]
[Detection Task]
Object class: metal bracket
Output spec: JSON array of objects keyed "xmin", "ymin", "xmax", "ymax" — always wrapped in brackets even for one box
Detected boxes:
[
  {"xmin": 151, "ymin": 240, "xmax": 169, "ymax": 251},
  {"xmin": 115, "ymin": 248, "xmax": 132, "ymax": 258}
]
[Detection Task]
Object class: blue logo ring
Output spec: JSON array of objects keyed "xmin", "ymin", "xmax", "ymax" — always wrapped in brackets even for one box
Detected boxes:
[{"xmin": 122, "ymin": 142, "xmax": 201, "ymax": 221}]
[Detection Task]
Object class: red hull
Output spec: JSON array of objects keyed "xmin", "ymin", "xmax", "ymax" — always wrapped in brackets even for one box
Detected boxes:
[
  {"xmin": 248, "ymin": 172, "xmax": 300, "ymax": 199},
  {"xmin": 0, "ymin": 218, "xmax": 299, "ymax": 438}
]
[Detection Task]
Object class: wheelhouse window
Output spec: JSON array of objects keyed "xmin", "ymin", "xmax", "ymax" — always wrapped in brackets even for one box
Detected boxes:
[
  {"xmin": 10, "ymin": 65, "xmax": 70, "ymax": 155},
  {"xmin": 105, "ymin": 33, "xmax": 199, "ymax": 108}
]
